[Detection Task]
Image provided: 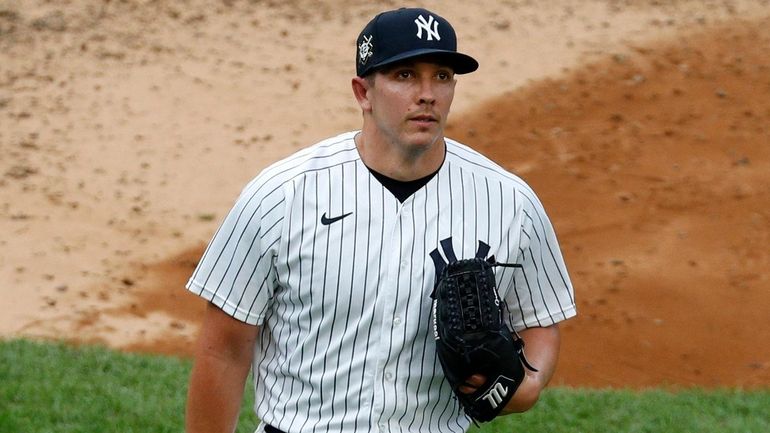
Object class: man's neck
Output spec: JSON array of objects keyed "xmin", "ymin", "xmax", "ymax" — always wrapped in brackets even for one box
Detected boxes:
[{"xmin": 355, "ymin": 129, "xmax": 446, "ymax": 182}]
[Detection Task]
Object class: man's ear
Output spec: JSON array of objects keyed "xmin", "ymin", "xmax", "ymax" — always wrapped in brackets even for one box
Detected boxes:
[{"xmin": 351, "ymin": 76, "xmax": 372, "ymax": 112}]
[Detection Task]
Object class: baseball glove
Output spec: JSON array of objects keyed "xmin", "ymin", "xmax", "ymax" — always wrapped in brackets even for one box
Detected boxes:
[{"xmin": 431, "ymin": 256, "xmax": 537, "ymax": 423}]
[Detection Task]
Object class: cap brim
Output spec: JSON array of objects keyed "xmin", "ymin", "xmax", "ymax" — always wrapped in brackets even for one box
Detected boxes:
[{"xmin": 363, "ymin": 49, "xmax": 479, "ymax": 76}]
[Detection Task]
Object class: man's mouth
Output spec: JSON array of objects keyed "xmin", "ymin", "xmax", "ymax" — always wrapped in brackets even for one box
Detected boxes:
[{"xmin": 410, "ymin": 114, "xmax": 437, "ymax": 123}]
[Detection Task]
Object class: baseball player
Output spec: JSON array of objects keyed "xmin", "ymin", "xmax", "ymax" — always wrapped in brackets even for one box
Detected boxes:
[{"xmin": 185, "ymin": 7, "xmax": 576, "ymax": 433}]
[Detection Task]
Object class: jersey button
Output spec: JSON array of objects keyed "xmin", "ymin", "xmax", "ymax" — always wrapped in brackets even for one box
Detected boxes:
[
  {"xmin": 384, "ymin": 372, "xmax": 393, "ymax": 381},
  {"xmin": 393, "ymin": 317, "xmax": 401, "ymax": 326}
]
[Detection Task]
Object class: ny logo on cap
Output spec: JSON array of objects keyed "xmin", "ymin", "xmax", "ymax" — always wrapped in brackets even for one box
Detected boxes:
[
  {"xmin": 359, "ymin": 35, "xmax": 374, "ymax": 64},
  {"xmin": 414, "ymin": 14, "xmax": 441, "ymax": 41}
]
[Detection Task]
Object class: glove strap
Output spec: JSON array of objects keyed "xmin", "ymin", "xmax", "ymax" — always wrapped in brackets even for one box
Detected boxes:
[
  {"xmin": 516, "ymin": 342, "xmax": 539, "ymax": 372},
  {"xmin": 486, "ymin": 255, "xmax": 523, "ymax": 268},
  {"xmin": 511, "ymin": 330, "xmax": 539, "ymax": 373}
]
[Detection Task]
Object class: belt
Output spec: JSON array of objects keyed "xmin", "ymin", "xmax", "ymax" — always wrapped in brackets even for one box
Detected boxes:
[{"xmin": 265, "ymin": 425, "xmax": 285, "ymax": 433}]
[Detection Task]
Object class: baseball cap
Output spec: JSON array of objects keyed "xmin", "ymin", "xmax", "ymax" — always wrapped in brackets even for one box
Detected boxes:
[{"xmin": 356, "ymin": 8, "xmax": 479, "ymax": 77}]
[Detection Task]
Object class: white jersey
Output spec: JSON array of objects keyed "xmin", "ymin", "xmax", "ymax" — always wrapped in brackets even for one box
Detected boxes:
[{"xmin": 186, "ymin": 131, "xmax": 576, "ymax": 433}]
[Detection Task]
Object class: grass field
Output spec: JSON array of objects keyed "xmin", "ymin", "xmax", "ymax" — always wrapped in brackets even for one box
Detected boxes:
[{"xmin": 1, "ymin": 339, "xmax": 768, "ymax": 433}]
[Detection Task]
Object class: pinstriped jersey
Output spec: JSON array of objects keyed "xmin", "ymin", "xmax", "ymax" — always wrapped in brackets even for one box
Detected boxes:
[{"xmin": 186, "ymin": 130, "xmax": 576, "ymax": 433}]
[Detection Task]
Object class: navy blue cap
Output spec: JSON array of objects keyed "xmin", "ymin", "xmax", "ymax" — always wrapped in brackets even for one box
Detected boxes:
[{"xmin": 356, "ymin": 8, "xmax": 479, "ymax": 77}]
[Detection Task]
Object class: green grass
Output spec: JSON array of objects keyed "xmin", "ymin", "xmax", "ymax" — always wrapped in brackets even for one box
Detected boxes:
[
  {"xmin": 0, "ymin": 339, "xmax": 257, "ymax": 433},
  {"xmin": 473, "ymin": 388, "xmax": 770, "ymax": 433},
  {"xmin": 1, "ymin": 339, "xmax": 768, "ymax": 433}
]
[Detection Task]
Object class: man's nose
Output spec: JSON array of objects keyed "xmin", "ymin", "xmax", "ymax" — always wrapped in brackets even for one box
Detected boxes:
[{"xmin": 417, "ymin": 78, "xmax": 436, "ymax": 105}]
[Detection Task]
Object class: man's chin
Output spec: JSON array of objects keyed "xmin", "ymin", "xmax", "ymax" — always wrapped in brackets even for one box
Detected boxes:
[{"xmin": 403, "ymin": 129, "xmax": 443, "ymax": 148}]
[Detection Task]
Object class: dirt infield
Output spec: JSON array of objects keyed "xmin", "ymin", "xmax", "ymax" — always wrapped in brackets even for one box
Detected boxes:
[
  {"xmin": 2, "ymin": 1, "xmax": 768, "ymax": 388},
  {"xmin": 448, "ymin": 17, "xmax": 770, "ymax": 388}
]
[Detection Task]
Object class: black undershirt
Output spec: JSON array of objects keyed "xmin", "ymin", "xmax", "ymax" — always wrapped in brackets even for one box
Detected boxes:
[{"xmin": 367, "ymin": 166, "xmax": 441, "ymax": 203}]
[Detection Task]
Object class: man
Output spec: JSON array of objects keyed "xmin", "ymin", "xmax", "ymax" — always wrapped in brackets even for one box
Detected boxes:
[{"xmin": 185, "ymin": 7, "xmax": 575, "ymax": 433}]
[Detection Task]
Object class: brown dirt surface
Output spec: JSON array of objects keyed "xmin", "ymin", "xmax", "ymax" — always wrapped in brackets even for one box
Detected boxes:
[
  {"xmin": 448, "ymin": 17, "xmax": 770, "ymax": 388},
  {"xmin": 2, "ymin": 0, "xmax": 769, "ymax": 389}
]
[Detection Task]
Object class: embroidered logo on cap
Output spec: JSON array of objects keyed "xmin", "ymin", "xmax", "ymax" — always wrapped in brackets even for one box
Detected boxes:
[
  {"xmin": 414, "ymin": 14, "xmax": 441, "ymax": 41},
  {"xmin": 359, "ymin": 35, "xmax": 374, "ymax": 64}
]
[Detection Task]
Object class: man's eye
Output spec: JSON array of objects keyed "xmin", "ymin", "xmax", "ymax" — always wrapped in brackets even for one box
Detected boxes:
[
  {"xmin": 397, "ymin": 71, "xmax": 413, "ymax": 79},
  {"xmin": 437, "ymin": 72, "xmax": 452, "ymax": 80}
]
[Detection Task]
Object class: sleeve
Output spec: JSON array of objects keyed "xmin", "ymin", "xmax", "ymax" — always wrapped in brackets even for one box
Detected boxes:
[
  {"xmin": 185, "ymin": 178, "xmax": 285, "ymax": 325},
  {"xmin": 504, "ymin": 190, "xmax": 577, "ymax": 330}
]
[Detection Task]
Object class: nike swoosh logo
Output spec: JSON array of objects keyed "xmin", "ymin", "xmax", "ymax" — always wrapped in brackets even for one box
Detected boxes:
[{"xmin": 321, "ymin": 212, "xmax": 352, "ymax": 225}]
